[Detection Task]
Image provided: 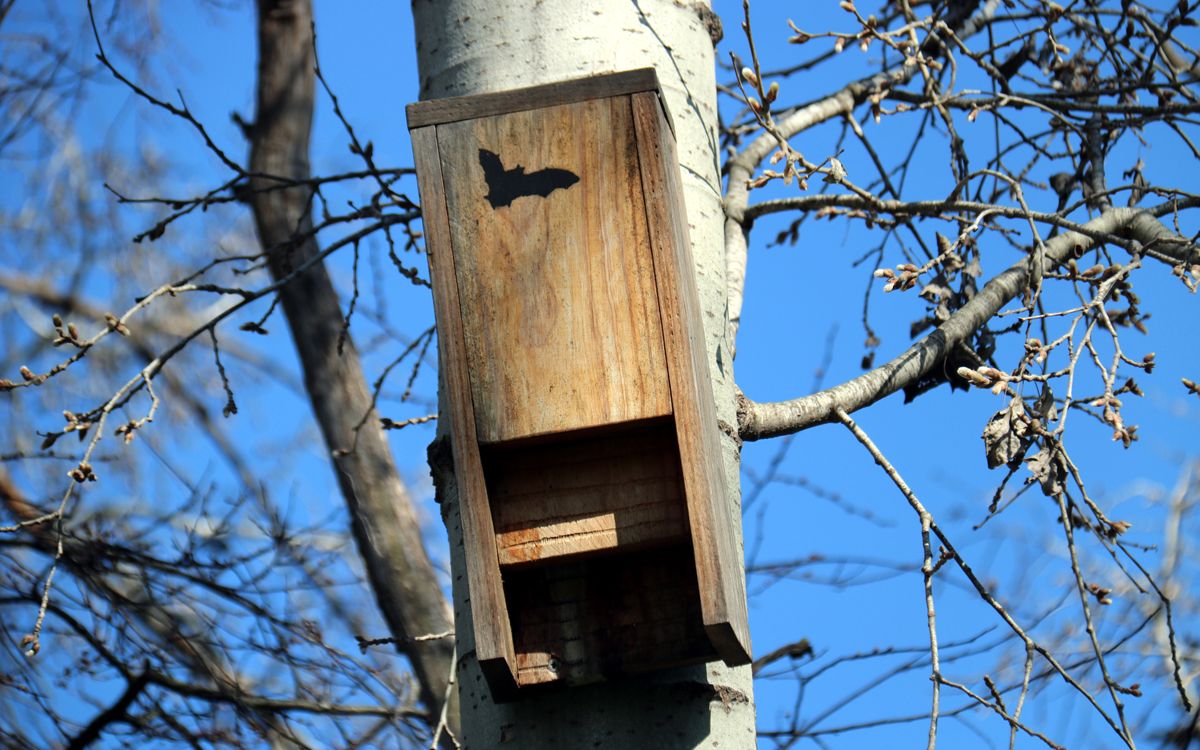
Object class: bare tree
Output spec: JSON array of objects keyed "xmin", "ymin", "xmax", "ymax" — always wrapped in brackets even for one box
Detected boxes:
[{"xmin": 1, "ymin": 0, "xmax": 1198, "ymax": 748}]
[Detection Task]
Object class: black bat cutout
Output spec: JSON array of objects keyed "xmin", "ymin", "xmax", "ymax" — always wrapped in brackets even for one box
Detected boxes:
[{"xmin": 478, "ymin": 149, "xmax": 580, "ymax": 209}]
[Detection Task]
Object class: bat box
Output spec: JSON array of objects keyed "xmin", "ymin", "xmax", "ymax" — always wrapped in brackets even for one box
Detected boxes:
[{"xmin": 407, "ymin": 68, "xmax": 751, "ymax": 697}]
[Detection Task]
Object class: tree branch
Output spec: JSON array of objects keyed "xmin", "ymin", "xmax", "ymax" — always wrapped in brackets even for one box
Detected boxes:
[
  {"xmin": 723, "ymin": 1, "xmax": 1003, "ymax": 348},
  {"xmin": 64, "ymin": 665, "xmax": 151, "ymax": 750},
  {"xmin": 247, "ymin": 0, "xmax": 454, "ymax": 729},
  {"xmin": 739, "ymin": 206, "xmax": 1197, "ymax": 440}
]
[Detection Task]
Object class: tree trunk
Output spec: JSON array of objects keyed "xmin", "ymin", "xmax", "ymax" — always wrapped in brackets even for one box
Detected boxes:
[
  {"xmin": 411, "ymin": 1, "xmax": 756, "ymax": 746},
  {"xmin": 248, "ymin": 0, "xmax": 456, "ymax": 728}
]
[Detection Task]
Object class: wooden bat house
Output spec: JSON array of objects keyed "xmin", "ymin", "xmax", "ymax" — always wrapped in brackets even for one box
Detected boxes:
[{"xmin": 407, "ymin": 68, "xmax": 751, "ymax": 697}]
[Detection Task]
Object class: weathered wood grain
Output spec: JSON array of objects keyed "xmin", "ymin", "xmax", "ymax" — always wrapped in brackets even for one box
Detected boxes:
[
  {"xmin": 435, "ymin": 95, "xmax": 672, "ymax": 444},
  {"xmin": 631, "ymin": 92, "xmax": 752, "ymax": 666},
  {"xmin": 410, "ymin": 126, "xmax": 518, "ymax": 693},
  {"xmin": 486, "ymin": 420, "xmax": 688, "ymax": 566},
  {"xmin": 504, "ymin": 545, "xmax": 713, "ymax": 687}
]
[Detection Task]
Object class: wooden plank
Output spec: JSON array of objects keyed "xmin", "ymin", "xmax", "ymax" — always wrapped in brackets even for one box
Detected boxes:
[
  {"xmin": 407, "ymin": 68, "xmax": 662, "ymax": 129},
  {"xmin": 409, "ymin": 126, "xmax": 518, "ymax": 692},
  {"xmin": 630, "ymin": 92, "xmax": 752, "ymax": 665},
  {"xmin": 504, "ymin": 545, "xmax": 714, "ymax": 687},
  {"xmin": 486, "ymin": 421, "xmax": 688, "ymax": 566},
  {"xmin": 435, "ymin": 95, "xmax": 672, "ymax": 444}
]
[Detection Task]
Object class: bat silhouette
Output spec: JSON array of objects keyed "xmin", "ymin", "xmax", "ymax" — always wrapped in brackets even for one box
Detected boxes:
[{"xmin": 478, "ymin": 149, "xmax": 580, "ymax": 209}]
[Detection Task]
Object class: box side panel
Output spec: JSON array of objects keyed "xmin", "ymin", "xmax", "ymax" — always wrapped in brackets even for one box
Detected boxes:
[
  {"xmin": 630, "ymin": 93, "xmax": 752, "ymax": 665},
  {"xmin": 435, "ymin": 95, "xmax": 672, "ymax": 444},
  {"xmin": 410, "ymin": 126, "xmax": 517, "ymax": 690}
]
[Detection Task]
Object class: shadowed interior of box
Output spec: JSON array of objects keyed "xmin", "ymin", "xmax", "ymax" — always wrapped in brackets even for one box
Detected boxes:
[{"xmin": 481, "ymin": 417, "xmax": 717, "ymax": 686}]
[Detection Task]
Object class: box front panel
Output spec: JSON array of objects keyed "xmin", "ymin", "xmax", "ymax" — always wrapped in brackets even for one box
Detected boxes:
[
  {"xmin": 503, "ymin": 544, "xmax": 714, "ymax": 687},
  {"xmin": 485, "ymin": 418, "xmax": 689, "ymax": 566},
  {"xmin": 435, "ymin": 96, "xmax": 671, "ymax": 444}
]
